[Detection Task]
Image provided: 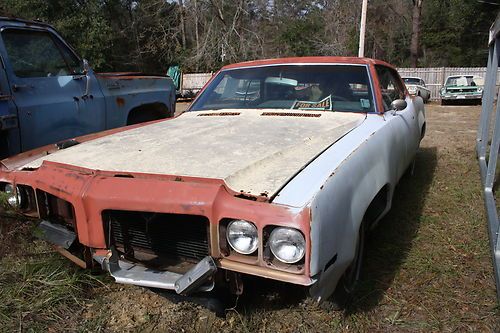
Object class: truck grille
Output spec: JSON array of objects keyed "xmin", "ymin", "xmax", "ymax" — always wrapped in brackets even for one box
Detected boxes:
[{"xmin": 103, "ymin": 210, "xmax": 210, "ymax": 263}]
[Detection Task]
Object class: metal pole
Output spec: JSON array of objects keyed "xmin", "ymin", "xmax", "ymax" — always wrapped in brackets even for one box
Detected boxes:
[{"xmin": 358, "ymin": 0, "xmax": 368, "ymax": 57}]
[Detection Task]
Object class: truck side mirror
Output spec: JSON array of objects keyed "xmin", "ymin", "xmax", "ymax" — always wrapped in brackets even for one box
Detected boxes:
[{"xmin": 82, "ymin": 59, "xmax": 90, "ymax": 74}]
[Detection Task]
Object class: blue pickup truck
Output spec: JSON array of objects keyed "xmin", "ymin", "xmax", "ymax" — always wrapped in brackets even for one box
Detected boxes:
[{"xmin": 0, "ymin": 17, "xmax": 176, "ymax": 159}]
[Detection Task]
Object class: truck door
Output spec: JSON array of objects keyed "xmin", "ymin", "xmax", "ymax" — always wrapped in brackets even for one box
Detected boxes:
[
  {"xmin": 0, "ymin": 28, "xmax": 106, "ymax": 152},
  {"xmin": 0, "ymin": 54, "xmax": 21, "ymax": 159}
]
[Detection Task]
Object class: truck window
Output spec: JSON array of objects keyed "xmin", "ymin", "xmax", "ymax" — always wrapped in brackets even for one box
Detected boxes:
[{"xmin": 2, "ymin": 29, "xmax": 80, "ymax": 78}]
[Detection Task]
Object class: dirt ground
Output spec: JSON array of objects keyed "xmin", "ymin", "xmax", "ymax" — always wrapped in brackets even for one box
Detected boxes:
[{"xmin": 1, "ymin": 103, "xmax": 499, "ymax": 332}]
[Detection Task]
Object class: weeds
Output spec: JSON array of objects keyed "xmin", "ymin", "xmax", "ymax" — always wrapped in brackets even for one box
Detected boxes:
[{"xmin": 0, "ymin": 217, "xmax": 107, "ymax": 333}]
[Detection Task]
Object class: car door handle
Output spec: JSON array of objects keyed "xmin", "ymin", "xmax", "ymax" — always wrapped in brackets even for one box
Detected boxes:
[
  {"xmin": 12, "ymin": 84, "xmax": 32, "ymax": 92},
  {"xmin": 107, "ymin": 82, "xmax": 121, "ymax": 90}
]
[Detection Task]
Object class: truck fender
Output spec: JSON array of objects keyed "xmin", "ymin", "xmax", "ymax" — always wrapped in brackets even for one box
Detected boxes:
[{"xmin": 126, "ymin": 102, "xmax": 172, "ymax": 125}]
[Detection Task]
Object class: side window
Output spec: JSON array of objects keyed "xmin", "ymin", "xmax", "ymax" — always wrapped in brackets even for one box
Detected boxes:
[
  {"xmin": 375, "ymin": 65, "xmax": 406, "ymax": 111},
  {"xmin": 1, "ymin": 29, "xmax": 79, "ymax": 78},
  {"xmin": 53, "ymin": 36, "xmax": 82, "ymax": 74},
  {"xmin": 214, "ymin": 76, "xmax": 261, "ymax": 101}
]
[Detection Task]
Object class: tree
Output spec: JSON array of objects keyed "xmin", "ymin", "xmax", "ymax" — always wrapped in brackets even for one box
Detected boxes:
[{"xmin": 410, "ymin": 0, "xmax": 423, "ymax": 67}]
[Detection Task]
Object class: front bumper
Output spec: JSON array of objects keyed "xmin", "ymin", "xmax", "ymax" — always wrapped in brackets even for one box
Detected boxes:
[
  {"xmin": 94, "ymin": 251, "xmax": 217, "ymax": 295},
  {"xmin": 440, "ymin": 94, "xmax": 482, "ymax": 100},
  {"xmin": 1, "ymin": 161, "xmax": 314, "ymax": 290}
]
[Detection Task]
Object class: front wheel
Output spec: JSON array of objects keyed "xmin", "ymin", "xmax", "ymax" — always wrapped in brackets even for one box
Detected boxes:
[{"xmin": 331, "ymin": 220, "xmax": 366, "ymax": 307}]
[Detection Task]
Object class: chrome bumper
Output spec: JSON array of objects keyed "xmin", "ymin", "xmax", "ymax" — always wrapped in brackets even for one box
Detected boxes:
[
  {"xmin": 93, "ymin": 251, "xmax": 217, "ymax": 295},
  {"xmin": 441, "ymin": 94, "xmax": 482, "ymax": 100}
]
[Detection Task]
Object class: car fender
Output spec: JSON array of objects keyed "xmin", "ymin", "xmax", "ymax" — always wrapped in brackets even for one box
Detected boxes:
[{"xmin": 306, "ymin": 117, "xmax": 405, "ymax": 301}]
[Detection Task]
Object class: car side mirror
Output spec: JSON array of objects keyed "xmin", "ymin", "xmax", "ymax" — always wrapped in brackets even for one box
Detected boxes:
[{"xmin": 391, "ymin": 99, "xmax": 407, "ymax": 111}]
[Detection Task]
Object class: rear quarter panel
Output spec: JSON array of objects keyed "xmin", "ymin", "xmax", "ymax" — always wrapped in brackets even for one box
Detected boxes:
[{"xmin": 96, "ymin": 74, "xmax": 176, "ymax": 127}]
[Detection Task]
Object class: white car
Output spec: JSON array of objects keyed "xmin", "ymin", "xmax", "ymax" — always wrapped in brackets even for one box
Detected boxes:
[
  {"xmin": 402, "ymin": 76, "xmax": 431, "ymax": 103},
  {"xmin": 0, "ymin": 57, "xmax": 425, "ymax": 306}
]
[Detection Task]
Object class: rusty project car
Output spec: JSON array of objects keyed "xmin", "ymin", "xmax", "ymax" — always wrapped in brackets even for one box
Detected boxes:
[{"xmin": 0, "ymin": 57, "xmax": 425, "ymax": 304}]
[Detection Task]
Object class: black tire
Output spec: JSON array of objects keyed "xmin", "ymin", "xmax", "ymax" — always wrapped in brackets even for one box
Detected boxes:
[
  {"xmin": 331, "ymin": 220, "xmax": 366, "ymax": 308},
  {"xmin": 441, "ymin": 99, "xmax": 447, "ymax": 106}
]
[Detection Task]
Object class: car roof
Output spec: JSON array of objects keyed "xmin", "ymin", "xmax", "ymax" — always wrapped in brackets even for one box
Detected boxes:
[
  {"xmin": 402, "ymin": 76, "xmax": 422, "ymax": 80},
  {"xmin": 221, "ymin": 56, "xmax": 396, "ymax": 71},
  {"xmin": 446, "ymin": 75, "xmax": 481, "ymax": 79}
]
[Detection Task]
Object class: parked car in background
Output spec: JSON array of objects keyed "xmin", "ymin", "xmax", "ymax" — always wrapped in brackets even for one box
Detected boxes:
[
  {"xmin": 402, "ymin": 76, "xmax": 431, "ymax": 103},
  {"xmin": 440, "ymin": 75, "xmax": 483, "ymax": 105},
  {"xmin": 0, "ymin": 17, "xmax": 176, "ymax": 160},
  {"xmin": 0, "ymin": 57, "xmax": 425, "ymax": 306}
]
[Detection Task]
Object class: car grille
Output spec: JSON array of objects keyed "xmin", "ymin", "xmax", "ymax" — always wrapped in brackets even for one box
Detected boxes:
[
  {"xmin": 102, "ymin": 210, "xmax": 210, "ymax": 262},
  {"xmin": 447, "ymin": 88, "xmax": 477, "ymax": 93}
]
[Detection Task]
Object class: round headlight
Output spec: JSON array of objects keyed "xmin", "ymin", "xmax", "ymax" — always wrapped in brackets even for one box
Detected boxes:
[
  {"xmin": 226, "ymin": 220, "xmax": 258, "ymax": 254},
  {"xmin": 4, "ymin": 184, "xmax": 21, "ymax": 208},
  {"xmin": 478, "ymin": 87, "xmax": 483, "ymax": 93},
  {"xmin": 269, "ymin": 227, "xmax": 305, "ymax": 264}
]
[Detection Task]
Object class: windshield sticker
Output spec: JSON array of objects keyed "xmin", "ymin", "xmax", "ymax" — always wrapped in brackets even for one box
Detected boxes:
[
  {"xmin": 292, "ymin": 95, "xmax": 332, "ymax": 111},
  {"xmin": 360, "ymin": 99, "xmax": 370, "ymax": 109}
]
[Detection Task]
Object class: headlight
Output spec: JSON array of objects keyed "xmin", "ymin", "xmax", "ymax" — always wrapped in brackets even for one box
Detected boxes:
[
  {"xmin": 478, "ymin": 87, "xmax": 483, "ymax": 93},
  {"xmin": 269, "ymin": 227, "xmax": 305, "ymax": 264},
  {"xmin": 3, "ymin": 183, "xmax": 21, "ymax": 208},
  {"xmin": 226, "ymin": 220, "xmax": 258, "ymax": 254},
  {"xmin": 440, "ymin": 87, "xmax": 446, "ymax": 95}
]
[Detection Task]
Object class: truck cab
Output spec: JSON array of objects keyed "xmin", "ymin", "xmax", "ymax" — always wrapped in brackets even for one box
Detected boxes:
[{"xmin": 0, "ymin": 17, "xmax": 176, "ymax": 159}]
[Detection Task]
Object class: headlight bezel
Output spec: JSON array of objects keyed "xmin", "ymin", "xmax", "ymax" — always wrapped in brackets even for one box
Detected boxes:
[
  {"xmin": 1, "ymin": 182, "xmax": 35, "ymax": 212},
  {"xmin": 225, "ymin": 219, "xmax": 259, "ymax": 255},
  {"xmin": 268, "ymin": 227, "xmax": 306, "ymax": 264},
  {"xmin": 2, "ymin": 183, "xmax": 21, "ymax": 208},
  {"xmin": 219, "ymin": 219, "xmax": 307, "ymax": 272}
]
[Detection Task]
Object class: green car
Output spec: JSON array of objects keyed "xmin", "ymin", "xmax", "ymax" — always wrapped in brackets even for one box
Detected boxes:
[{"xmin": 440, "ymin": 75, "xmax": 483, "ymax": 105}]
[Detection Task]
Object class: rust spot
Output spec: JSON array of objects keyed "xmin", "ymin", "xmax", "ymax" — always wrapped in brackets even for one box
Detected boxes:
[
  {"xmin": 261, "ymin": 112, "xmax": 321, "ymax": 117},
  {"xmin": 174, "ymin": 176, "xmax": 183, "ymax": 182},
  {"xmin": 198, "ymin": 112, "xmax": 240, "ymax": 117},
  {"xmin": 116, "ymin": 97, "xmax": 125, "ymax": 107},
  {"xmin": 235, "ymin": 192, "xmax": 258, "ymax": 201},
  {"xmin": 49, "ymin": 185, "xmax": 70, "ymax": 196},
  {"xmin": 113, "ymin": 174, "xmax": 134, "ymax": 179}
]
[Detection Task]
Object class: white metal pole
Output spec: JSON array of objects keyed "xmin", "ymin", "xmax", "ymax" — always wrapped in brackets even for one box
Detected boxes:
[{"xmin": 358, "ymin": 0, "xmax": 368, "ymax": 58}]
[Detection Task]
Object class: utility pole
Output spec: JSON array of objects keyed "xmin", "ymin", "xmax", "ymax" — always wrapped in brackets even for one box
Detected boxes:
[{"xmin": 358, "ymin": 0, "xmax": 368, "ymax": 57}]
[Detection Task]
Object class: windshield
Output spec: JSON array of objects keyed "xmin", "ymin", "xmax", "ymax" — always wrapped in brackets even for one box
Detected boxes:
[
  {"xmin": 403, "ymin": 77, "xmax": 421, "ymax": 85},
  {"xmin": 445, "ymin": 76, "xmax": 483, "ymax": 86},
  {"xmin": 190, "ymin": 65, "xmax": 375, "ymax": 113}
]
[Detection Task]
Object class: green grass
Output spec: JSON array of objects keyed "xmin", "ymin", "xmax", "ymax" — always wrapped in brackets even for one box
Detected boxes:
[{"xmin": 0, "ymin": 217, "xmax": 108, "ymax": 333}]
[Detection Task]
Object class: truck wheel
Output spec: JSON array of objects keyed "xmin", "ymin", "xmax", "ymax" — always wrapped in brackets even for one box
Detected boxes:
[{"xmin": 441, "ymin": 99, "xmax": 447, "ymax": 106}]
